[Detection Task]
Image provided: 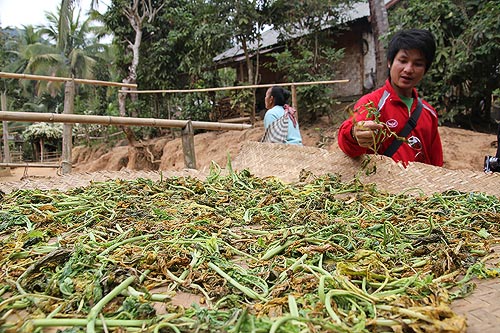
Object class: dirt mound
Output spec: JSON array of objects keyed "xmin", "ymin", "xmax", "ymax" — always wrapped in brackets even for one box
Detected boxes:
[
  {"xmin": 70, "ymin": 119, "xmax": 497, "ymax": 173},
  {"xmin": 70, "ymin": 125, "xmax": 266, "ymax": 174}
]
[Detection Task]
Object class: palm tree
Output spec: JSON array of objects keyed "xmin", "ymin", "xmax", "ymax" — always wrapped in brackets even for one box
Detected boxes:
[
  {"xmin": 3, "ymin": 1, "xmax": 104, "ymax": 170},
  {"xmin": 3, "ymin": 25, "xmax": 57, "ymax": 96},
  {"xmin": 35, "ymin": 3, "xmax": 97, "ymax": 90},
  {"xmin": 3, "ymin": 0, "xmax": 103, "ymax": 172},
  {"xmin": 4, "ymin": 3, "xmax": 100, "ymax": 96},
  {"xmin": 34, "ymin": 0, "xmax": 100, "ymax": 173}
]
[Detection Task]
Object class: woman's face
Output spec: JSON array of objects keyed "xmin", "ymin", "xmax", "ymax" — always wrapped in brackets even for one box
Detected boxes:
[
  {"xmin": 265, "ymin": 88, "xmax": 274, "ymax": 109},
  {"xmin": 389, "ymin": 49, "xmax": 426, "ymax": 97}
]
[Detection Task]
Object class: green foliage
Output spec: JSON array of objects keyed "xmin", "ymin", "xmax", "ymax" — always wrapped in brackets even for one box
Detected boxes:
[
  {"xmin": 175, "ymin": 93, "xmax": 213, "ymax": 122},
  {"xmin": 0, "ymin": 4, "xmax": 115, "ymax": 124},
  {"xmin": 267, "ymin": 38, "xmax": 345, "ymax": 122},
  {"xmin": 41, "ymin": 3, "xmax": 97, "ymax": 75},
  {"xmin": 22, "ymin": 92, "xmax": 63, "ymax": 113},
  {"xmin": 217, "ymin": 67, "xmax": 237, "ymax": 89},
  {"xmin": 105, "ymin": 0, "xmax": 232, "ymax": 124},
  {"xmin": 389, "ymin": 0, "xmax": 500, "ymax": 125},
  {"xmin": 217, "ymin": 0, "xmax": 269, "ymax": 84},
  {"xmin": 229, "ymin": 87, "xmax": 254, "ymax": 117},
  {"xmin": 22, "ymin": 123, "xmax": 63, "ymax": 142},
  {"xmin": 493, "ymin": 89, "xmax": 500, "ymax": 100},
  {"xmin": 261, "ymin": 0, "xmax": 355, "ymax": 122},
  {"xmin": 121, "ymin": 296, "xmax": 156, "ymax": 319},
  {"xmin": 1, "ymin": 27, "xmax": 39, "ymax": 100},
  {"xmin": 268, "ymin": 0, "xmax": 355, "ymax": 34},
  {"xmin": 0, "ymin": 29, "xmax": 9, "ymax": 69},
  {"xmin": 104, "ymin": 0, "xmax": 356, "ymax": 126}
]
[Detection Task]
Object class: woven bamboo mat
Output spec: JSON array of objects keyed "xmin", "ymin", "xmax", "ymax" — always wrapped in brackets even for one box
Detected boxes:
[
  {"xmin": 1, "ymin": 141, "xmax": 499, "ymax": 197},
  {"xmin": 0, "ymin": 169, "xmax": 205, "ymax": 194},
  {"xmin": 451, "ymin": 245, "xmax": 500, "ymax": 333},
  {"xmin": 232, "ymin": 141, "xmax": 500, "ymax": 197}
]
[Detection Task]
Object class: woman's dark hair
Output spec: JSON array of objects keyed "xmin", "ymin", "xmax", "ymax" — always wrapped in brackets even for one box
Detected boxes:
[
  {"xmin": 387, "ymin": 29, "xmax": 436, "ymax": 72},
  {"xmin": 270, "ymin": 86, "xmax": 291, "ymax": 106}
]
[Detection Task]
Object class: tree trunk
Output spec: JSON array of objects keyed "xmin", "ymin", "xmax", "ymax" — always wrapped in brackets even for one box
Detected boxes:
[
  {"xmin": 369, "ymin": 0, "xmax": 390, "ymax": 88},
  {"xmin": 119, "ymin": 0, "xmax": 162, "ymax": 169},
  {"xmin": 129, "ymin": 28, "xmax": 141, "ymax": 119},
  {"xmin": 241, "ymin": 36, "xmax": 254, "ymax": 84},
  {"xmin": 61, "ymin": 79, "xmax": 75, "ymax": 174},
  {"xmin": 1, "ymin": 92, "xmax": 11, "ymax": 163}
]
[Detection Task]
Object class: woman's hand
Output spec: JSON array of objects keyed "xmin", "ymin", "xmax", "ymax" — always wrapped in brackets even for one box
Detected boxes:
[{"xmin": 352, "ymin": 121, "xmax": 384, "ymax": 148}]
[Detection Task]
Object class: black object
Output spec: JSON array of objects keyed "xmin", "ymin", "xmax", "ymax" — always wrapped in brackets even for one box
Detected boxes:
[
  {"xmin": 484, "ymin": 156, "xmax": 500, "ymax": 173},
  {"xmin": 496, "ymin": 122, "xmax": 500, "ymax": 158},
  {"xmin": 383, "ymin": 98, "xmax": 424, "ymax": 157},
  {"xmin": 484, "ymin": 123, "xmax": 500, "ymax": 173}
]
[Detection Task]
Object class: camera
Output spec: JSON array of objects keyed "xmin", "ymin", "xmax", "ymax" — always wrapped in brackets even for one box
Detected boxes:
[{"xmin": 484, "ymin": 155, "xmax": 500, "ymax": 173}]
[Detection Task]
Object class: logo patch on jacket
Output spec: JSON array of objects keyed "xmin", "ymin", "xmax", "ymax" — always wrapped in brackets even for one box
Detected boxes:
[{"xmin": 386, "ymin": 119, "xmax": 398, "ymax": 128}]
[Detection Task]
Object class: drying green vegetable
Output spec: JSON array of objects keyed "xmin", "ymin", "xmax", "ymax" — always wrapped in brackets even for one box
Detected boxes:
[{"xmin": 1, "ymin": 164, "xmax": 499, "ymax": 332}]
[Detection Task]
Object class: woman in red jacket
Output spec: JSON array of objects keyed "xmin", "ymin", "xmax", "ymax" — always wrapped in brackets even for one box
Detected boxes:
[{"xmin": 338, "ymin": 29, "xmax": 443, "ymax": 167}]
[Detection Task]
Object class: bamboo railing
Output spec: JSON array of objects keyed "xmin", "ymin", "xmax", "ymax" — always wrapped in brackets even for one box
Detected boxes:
[
  {"xmin": 0, "ymin": 72, "xmax": 139, "ymax": 174},
  {"xmin": 0, "ymin": 111, "xmax": 251, "ymax": 171},
  {"xmin": 1, "ymin": 71, "xmax": 348, "ymax": 174},
  {"xmin": 0, "ymin": 163, "xmax": 59, "ymax": 168},
  {"xmin": 118, "ymin": 79, "xmax": 350, "ymax": 121},
  {"xmin": 0, "ymin": 72, "xmax": 137, "ymax": 88},
  {"xmin": 0, "ymin": 112, "xmax": 252, "ymax": 131},
  {"xmin": 118, "ymin": 80, "xmax": 348, "ymax": 94}
]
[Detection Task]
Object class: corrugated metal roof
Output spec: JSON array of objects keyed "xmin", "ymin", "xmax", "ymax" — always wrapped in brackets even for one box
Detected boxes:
[{"xmin": 214, "ymin": 0, "xmax": 393, "ymax": 63}]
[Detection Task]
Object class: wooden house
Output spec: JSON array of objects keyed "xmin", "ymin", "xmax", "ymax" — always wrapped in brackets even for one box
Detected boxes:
[{"xmin": 213, "ymin": 0, "xmax": 400, "ymax": 117}]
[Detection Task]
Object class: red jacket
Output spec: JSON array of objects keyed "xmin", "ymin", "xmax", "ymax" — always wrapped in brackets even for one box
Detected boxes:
[{"xmin": 338, "ymin": 80, "xmax": 443, "ymax": 167}]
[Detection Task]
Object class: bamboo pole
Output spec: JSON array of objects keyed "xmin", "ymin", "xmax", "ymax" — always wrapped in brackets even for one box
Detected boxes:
[
  {"xmin": 0, "ymin": 72, "xmax": 137, "ymax": 89},
  {"xmin": 0, "ymin": 111, "xmax": 252, "ymax": 131},
  {"xmin": 219, "ymin": 117, "xmax": 251, "ymax": 123},
  {"xmin": 61, "ymin": 79, "xmax": 75, "ymax": 175},
  {"xmin": 291, "ymin": 85, "xmax": 298, "ymax": 116},
  {"xmin": 1, "ymin": 92, "xmax": 11, "ymax": 164},
  {"xmin": 0, "ymin": 163, "xmax": 59, "ymax": 168},
  {"xmin": 118, "ymin": 80, "xmax": 349, "ymax": 94}
]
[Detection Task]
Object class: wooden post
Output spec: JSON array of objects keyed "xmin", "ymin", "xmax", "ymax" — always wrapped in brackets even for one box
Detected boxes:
[
  {"xmin": 369, "ymin": 0, "xmax": 389, "ymax": 88},
  {"xmin": 291, "ymin": 85, "xmax": 298, "ymax": 117},
  {"xmin": 61, "ymin": 78, "xmax": 75, "ymax": 175},
  {"xmin": 181, "ymin": 120, "xmax": 196, "ymax": 169},
  {"xmin": 1, "ymin": 92, "xmax": 11, "ymax": 163},
  {"xmin": 40, "ymin": 138, "xmax": 44, "ymax": 162},
  {"xmin": 251, "ymin": 89, "xmax": 256, "ymax": 125}
]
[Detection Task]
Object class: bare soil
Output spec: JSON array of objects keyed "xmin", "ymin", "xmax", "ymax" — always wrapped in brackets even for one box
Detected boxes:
[{"xmin": 0, "ymin": 118, "xmax": 497, "ymax": 183}]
